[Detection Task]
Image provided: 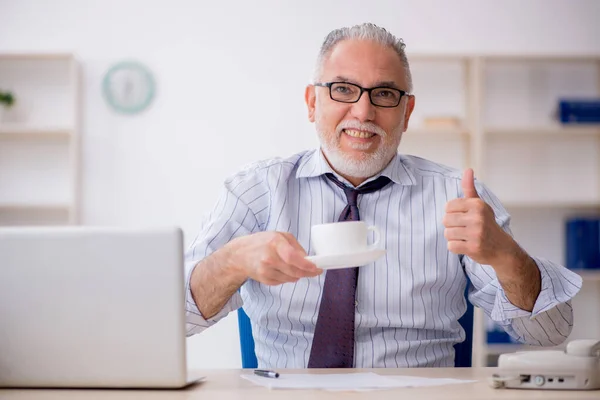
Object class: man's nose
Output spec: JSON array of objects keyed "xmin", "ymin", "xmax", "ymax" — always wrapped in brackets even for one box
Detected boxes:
[{"xmin": 350, "ymin": 91, "xmax": 376, "ymax": 122}]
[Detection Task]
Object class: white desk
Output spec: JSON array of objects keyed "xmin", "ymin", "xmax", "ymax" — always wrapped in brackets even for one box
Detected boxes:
[{"xmin": 1, "ymin": 368, "xmax": 598, "ymax": 399}]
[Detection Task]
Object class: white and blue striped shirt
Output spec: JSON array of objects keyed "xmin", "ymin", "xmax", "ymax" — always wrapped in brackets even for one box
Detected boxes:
[{"xmin": 185, "ymin": 149, "xmax": 582, "ymax": 368}]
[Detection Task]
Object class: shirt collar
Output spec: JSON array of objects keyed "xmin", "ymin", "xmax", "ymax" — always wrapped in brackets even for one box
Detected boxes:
[{"xmin": 296, "ymin": 148, "xmax": 416, "ymax": 188}]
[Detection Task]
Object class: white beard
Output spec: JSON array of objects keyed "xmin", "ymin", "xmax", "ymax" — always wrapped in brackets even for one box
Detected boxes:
[{"xmin": 316, "ymin": 121, "xmax": 404, "ymax": 180}]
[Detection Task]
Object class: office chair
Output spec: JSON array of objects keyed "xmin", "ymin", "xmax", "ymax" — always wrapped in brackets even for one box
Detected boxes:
[
  {"xmin": 454, "ymin": 294, "xmax": 474, "ymax": 367},
  {"xmin": 237, "ymin": 284, "xmax": 474, "ymax": 368}
]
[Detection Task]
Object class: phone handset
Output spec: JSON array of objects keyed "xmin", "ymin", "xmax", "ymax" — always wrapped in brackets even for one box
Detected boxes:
[{"xmin": 566, "ymin": 339, "xmax": 600, "ymax": 357}]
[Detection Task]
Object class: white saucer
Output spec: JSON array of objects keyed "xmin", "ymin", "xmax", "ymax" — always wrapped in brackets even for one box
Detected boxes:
[{"xmin": 305, "ymin": 248, "xmax": 386, "ymax": 270}]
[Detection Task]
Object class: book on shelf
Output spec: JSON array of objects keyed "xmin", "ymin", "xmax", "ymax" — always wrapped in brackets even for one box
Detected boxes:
[
  {"xmin": 558, "ymin": 99, "xmax": 600, "ymax": 124},
  {"xmin": 566, "ymin": 217, "xmax": 600, "ymax": 270}
]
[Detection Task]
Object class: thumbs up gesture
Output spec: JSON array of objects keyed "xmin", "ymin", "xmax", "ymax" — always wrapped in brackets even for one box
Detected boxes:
[{"xmin": 443, "ymin": 168, "xmax": 513, "ymax": 266}]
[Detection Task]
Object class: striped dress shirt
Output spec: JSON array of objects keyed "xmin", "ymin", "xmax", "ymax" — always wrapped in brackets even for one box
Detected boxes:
[{"xmin": 185, "ymin": 149, "xmax": 582, "ymax": 368}]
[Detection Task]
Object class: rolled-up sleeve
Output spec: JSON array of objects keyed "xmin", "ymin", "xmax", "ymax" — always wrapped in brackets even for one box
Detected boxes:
[
  {"xmin": 185, "ymin": 258, "xmax": 244, "ymax": 336},
  {"xmin": 463, "ymin": 181, "xmax": 583, "ymax": 347},
  {"xmin": 467, "ymin": 255, "xmax": 582, "ymax": 346},
  {"xmin": 184, "ymin": 172, "xmax": 269, "ymax": 336}
]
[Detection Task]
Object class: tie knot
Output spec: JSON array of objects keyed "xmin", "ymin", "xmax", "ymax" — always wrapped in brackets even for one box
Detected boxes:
[
  {"xmin": 325, "ymin": 173, "xmax": 392, "ymax": 197},
  {"xmin": 325, "ymin": 173, "xmax": 392, "ymax": 222},
  {"xmin": 343, "ymin": 187, "xmax": 359, "ymax": 206}
]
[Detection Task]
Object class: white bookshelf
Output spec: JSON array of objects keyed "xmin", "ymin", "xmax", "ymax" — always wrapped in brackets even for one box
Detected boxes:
[
  {"xmin": 0, "ymin": 53, "xmax": 80, "ymax": 226},
  {"xmin": 404, "ymin": 53, "xmax": 600, "ymax": 367}
]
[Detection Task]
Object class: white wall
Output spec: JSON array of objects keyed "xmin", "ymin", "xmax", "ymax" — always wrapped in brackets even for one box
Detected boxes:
[{"xmin": 1, "ymin": 0, "xmax": 599, "ymax": 369}]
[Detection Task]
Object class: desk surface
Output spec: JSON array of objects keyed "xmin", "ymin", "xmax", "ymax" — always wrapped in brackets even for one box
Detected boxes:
[{"xmin": 1, "ymin": 368, "xmax": 599, "ymax": 400}]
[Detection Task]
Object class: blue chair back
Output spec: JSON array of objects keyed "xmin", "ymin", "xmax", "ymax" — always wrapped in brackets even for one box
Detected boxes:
[
  {"xmin": 237, "ymin": 285, "xmax": 473, "ymax": 368},
  {"xmin": 237, "ymin": 307, "xmax": 258, "ymax": 369},
  {"xmin": 454, "ymin": 290, "xmax": 474, "ymax": 367}
]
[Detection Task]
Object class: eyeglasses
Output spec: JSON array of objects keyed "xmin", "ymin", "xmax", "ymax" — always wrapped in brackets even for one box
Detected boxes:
[{"xmin": 313, "ymin": 82, "xmax": 408, "ymax": 108}]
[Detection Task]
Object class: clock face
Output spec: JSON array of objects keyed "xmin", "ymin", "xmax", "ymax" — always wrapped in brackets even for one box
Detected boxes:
[{"xmin": 102, "ymin": 61, "xmax": 155, "ymax": 114}]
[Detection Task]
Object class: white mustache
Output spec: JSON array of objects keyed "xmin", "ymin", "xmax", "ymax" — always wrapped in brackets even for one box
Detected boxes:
[{"xmin": 335, "ymin": 121, "xmax": 387, "ymax": 138}]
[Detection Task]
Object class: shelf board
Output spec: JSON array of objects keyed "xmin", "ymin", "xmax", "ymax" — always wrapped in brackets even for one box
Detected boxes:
[
  {"xmin": 405, "ymin": 127, "xmax": 469, "ymax": 137},
  {"xmin": 485, "ymin": 343, "xmax": 565, "ymax": 355},
  {"xmin": 503, "ymin": 200, "xmax": 600, "ymax": 209},
  {"xmin": 0, "ymin": 204, "xmax": 72, "ymax": 212},
  {"xmin": 406, "ymin": 54, "xmax": 599, "ymax": 62},
  {"xmin": 572, "ymin": 270, "xmax": 600, "ymax": 281},
  {"xmin": 408, "ymin": 54, "xmax": 470, "ymax": 62},
  {"xmin": 485, "ymin": 343, "xmax": 534, "ymax": 355},
  {"xmin": 482, "ymin": 54, "xmax": 600, "ymax": 62},
  {"xmin": 0, "ymin": 125, "xmax": 73, "ymax": 140},
  {"xmin": 0, "ymin": 53, "xmax": 75, "ymax": 61},
  {"xmin": 486, "ymin": 125, "xmax": 600, "ymax": 137}
]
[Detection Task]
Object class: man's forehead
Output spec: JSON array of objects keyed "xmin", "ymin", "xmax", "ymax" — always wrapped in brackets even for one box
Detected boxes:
[{"xmin": 320, "ymin": 39, "xmax": 407, "ymax": 88}]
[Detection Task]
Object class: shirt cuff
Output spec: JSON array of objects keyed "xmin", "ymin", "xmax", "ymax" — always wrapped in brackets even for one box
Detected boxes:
[
  {"xmin": 184, "ymin": 259, "xmax": 243, "ymax": 336},
  {"xmin": 490, "ymin": 257, "xmax": 583, "ymax": 322}
]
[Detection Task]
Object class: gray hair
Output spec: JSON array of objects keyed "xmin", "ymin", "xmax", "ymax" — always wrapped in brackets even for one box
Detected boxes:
[{"xmin": 313, "ymin": 23, "xmax": 413, "ymax": 93}]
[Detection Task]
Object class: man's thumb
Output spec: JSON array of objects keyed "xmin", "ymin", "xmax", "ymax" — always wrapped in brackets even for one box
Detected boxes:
[{"xmin": 462, "ymin": 168, "xmax": 480, "ymax": 199}]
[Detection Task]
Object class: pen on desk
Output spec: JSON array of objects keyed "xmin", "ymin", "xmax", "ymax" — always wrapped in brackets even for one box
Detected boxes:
[{"xmin": 254, "ymin": 369, "xmax": 280, "ymax": 378}]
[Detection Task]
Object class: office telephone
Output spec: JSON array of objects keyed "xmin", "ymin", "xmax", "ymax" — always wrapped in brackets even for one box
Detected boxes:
[{"xmin": 491, "ymin": 339, "xmax": 600, "ymax": 390}]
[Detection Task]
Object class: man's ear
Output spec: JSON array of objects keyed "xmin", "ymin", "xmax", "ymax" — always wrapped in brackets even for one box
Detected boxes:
[
  {"xmin": 402, "ymin": 95, "xmax": 416, "ymax": 132},
  {"xmin": 305, "ymin": 85, "xmax": 316, "ymax": 122}
]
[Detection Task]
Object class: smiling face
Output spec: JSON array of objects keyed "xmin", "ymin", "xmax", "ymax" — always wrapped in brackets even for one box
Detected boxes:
[{"xmin": 305, "ymin": 39, "xmax": 415, "ymax": 186}]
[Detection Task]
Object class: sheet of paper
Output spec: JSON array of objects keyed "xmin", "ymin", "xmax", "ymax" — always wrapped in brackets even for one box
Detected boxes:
[{"xmin": 241, "ymin": 372, "xmax": 476, "ymax": 391}]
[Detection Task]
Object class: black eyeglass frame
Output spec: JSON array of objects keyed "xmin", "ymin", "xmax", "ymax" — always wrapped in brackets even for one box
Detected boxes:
[{"xmin": 313, "ymin": 81, "xmax": 409, "ymax": 108}]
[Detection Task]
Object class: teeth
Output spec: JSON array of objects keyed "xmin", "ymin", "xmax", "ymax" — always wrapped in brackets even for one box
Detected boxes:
[{"xmin": 344, "ymin": 129, "xmax": 375, "ymax": 139}]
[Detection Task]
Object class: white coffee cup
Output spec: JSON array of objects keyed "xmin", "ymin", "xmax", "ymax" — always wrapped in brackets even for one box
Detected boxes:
[{"xmin": 310, "ymin": 221, "xmax": 380, "ymax": 256}]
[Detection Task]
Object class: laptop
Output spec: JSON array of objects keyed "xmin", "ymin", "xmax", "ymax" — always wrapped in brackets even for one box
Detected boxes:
[{"xmin": 0, "ymin": 226, "xmax": 203, "ymax": 388}]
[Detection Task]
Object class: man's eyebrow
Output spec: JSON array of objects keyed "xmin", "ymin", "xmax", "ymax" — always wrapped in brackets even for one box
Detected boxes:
[
  {"xmin": 331, "ymin": 76, "xmax": 403, "ymax": 90},
  {"xmin": 373, "ymin": 80, "xmax": 402, "ymax": 90},
  {"xmin": 332, "ymin": 75, "xmax": 355, "ymax": 83}
]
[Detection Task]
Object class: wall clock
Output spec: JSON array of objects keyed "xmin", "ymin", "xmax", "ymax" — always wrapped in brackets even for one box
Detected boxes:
[{"xmin": 102, "ymin": 61, "xmax": 156, "ymax": 114}]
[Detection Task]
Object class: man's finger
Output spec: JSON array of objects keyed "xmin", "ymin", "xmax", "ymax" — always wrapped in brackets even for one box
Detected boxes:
[
  {"xmin": 278, "ymin": 233, "xmax": 320, "ymax": 272},
  {"xmin": 442, "ymin": 213, "xmax": 468, "ymax": 228},
  {"xmin": 262, "ymin": 269, "xmax": 299, "ymax": 285},
  {"xmin": 445, "ymin": 198, "xmax": 470, "ymax": 213},
  {"xmin": 444, "ymin": 227, "xmax": 468, "ymax": 241},
  {"xmin": 462, "ymin": 168, "xmax": 480, "ymax": 199},
  {"xmin": 280, "ymin": 232, "xmax": 307, "ymax": 255},
  {"xmin": 447, "ymin": 240, "xmax": 468, "ymax": 255}
]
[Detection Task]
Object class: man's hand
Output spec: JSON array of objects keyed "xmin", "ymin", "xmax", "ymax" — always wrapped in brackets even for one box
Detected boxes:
[
  {"xmin": 443, "ymin": 168, "xmax": 515, "ymax": 266},
  {"xmin": 227, "ymin": 231, "xmax": 322, "ymax": 286},
  {"xmin": 190, "ymin": 231, "xmax": 322, "ymax": 319},
  {"xmin": 443, "ymin": 168, "xmax": 541, "ymax": 311}
]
